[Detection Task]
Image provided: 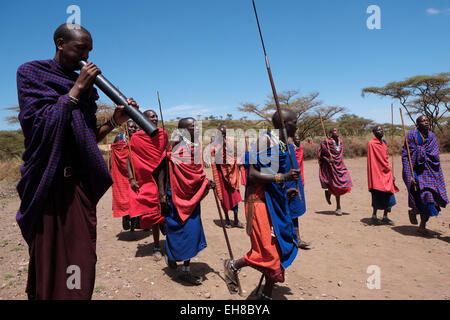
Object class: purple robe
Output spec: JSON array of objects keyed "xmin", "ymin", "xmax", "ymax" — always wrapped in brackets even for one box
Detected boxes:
[
  {"xmin": 401, "ymin": 128, "xmax": 448, "ymax": 215},
  {"xmin": 16, "ymin": 59, "xmax": 112, "ymax": 245}
]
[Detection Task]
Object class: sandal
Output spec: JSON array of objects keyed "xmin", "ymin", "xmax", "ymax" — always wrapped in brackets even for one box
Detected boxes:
[
  {"xmin": 298, "ymin": 240, "xmax": 311, "ymax": 249},
  {"xmin": 233, "ymin": 221, "xmax": 245, "ymax": 229},
  {"xmin": 153, "ymin": 247, "xmax": 163, "ymax": 261},
  {"xmin": 223, "ymin": 259, "xmax": 238, "ymax": 286},
  {"xmin": 165, "ymin": 255, "xmax": 177, "ymax": 270},
  {"xmin": 335, "ymin": 209, "xmax": 342, "ymax": 216}
]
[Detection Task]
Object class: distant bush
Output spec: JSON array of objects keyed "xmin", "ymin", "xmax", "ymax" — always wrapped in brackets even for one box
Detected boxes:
[
  {"xmin": 0, "ymin": 159, "xmax": 21, "ymax": 182},
  {"xmin": 0, "ymin": 130, "xmax": 24, "ymax": 160}
]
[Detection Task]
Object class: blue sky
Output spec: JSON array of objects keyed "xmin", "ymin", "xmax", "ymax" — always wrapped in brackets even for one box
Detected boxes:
[{"xmin": 1, "ymin": 0, "xmax": 449, "ymax": 130}]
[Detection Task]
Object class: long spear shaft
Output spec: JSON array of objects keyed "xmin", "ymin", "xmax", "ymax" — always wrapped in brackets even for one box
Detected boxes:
[
  {"xmin": 319, "ymin": 114, "xmax": 332, "ymax": 159},
  {"xmin": 391, "ymin": 104, "xmax": 395, "ymax": 175},
  {"xmin": 399, "ymin": 108, "xmax": 416, "ymax": 191},
  {"xmin": 212, "ymin": 186, "xmax": 243, "ymax": 296},
  {"xmin": 252, "ymin": 0, "xmax": 301, "ymax": 198},
  {"xmin": 157, "ymin": 91, "xmax": 169, "ymax": 196}
]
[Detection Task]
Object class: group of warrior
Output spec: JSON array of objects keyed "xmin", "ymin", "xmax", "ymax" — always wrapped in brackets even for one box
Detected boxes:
[{"xmin": 15, "ymin": 24, "xmax": 448, "ymax": 300}]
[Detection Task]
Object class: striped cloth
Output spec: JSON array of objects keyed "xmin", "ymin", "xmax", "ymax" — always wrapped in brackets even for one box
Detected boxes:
[
  {"xmin": 16, "ymin": 59, "xmax": 112, "ymax": 245},
  {"xmin": 401, "ymin": 128, "xmax": 448, "ymax": 215},
  {"xmin": 318, "ymin": 138, "xmax": 352, "ymax": 193}
]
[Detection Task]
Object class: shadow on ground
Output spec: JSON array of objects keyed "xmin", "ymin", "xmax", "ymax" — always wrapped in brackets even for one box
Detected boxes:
[
  {"xmin": 162, "ymin": 261, "xmax": 217, "ymax": 287},
  {"xmin": 135, "ymin": 239, "xmax": 167, "ymax": 258},
  {"xmin": 391, "ymin": 225, "xmax": 442, "ymax": 239},
  {"xmin": 116, "ymin": 229, "xmax": 151, "ymax": 242},
  {"xmin": 315, "ymin": 211, "xmax": 351, "ymax": 216}
]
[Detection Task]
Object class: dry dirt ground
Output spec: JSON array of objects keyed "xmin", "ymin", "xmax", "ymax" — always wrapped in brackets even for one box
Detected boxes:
[{"xmin": 1, "ymin": 154, "xmax": 449, "ymax": 300}]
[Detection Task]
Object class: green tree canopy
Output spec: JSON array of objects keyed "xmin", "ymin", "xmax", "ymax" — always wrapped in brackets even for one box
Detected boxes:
[{"xmin": 362, "ymin": 73, "xmax": 450, "ymax": 131}]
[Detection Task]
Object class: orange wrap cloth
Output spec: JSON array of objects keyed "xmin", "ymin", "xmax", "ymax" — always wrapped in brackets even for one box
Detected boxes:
[
  {"xmin": 128, "ymin": 129, "xmax": 167, "ymax": 228},
  {"xmin": 243, "ymin": 184, "xmax": 284, "ymax": 283},
  {"xmin": 169, "ymin": 141, "xmax": 209, "ymax": 223},
  {"xmin": 367, "ymin": 137, "xmax": 399, "ymax": 194},
  {"xmin": 111, "ymin": 140, "xmax": 131, "ymax": 218},
  {"xmin": 211, "ymin": 138, "xmax": 242, "ymax": 212}
]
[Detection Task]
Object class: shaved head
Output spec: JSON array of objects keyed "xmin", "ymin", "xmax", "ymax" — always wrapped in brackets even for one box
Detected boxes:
[
  {"xmin": 272, "ymin": 109, "xmax": 296, "ymax": 128},
  {"xmin": 53, "ymin": 23, "xmax": 91, "ymax": 47},
  {"xmin": 178, "ymin": 117, "xmax": 195, "ymax": 129}
]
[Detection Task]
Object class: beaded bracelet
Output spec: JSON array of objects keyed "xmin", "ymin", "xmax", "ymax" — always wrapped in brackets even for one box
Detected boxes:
[
  {"xmin": 69, "ymin": 95, "xmax": 79, "ymax": 105},
  {"xmin": 274, "ymin": 173, "xmax": 283, "ymax": 183}
]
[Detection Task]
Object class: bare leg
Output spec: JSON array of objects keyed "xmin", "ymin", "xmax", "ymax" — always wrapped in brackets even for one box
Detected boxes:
[
  {"xmin": 418, "ymin": 214, "xmax": 430, "ymax": 235},
  {"xmin": 335, "ymin": 196, "xmax": 342, "ymax": 215},
  {"xmin": 382, "ymin": 209, "xmax": 393, "ymax": 225},
  {"xmin": 152, "ymin": 225, "xmax": 162, "ymax": 261},
  {"xmin": 261, "ymin": 277, "xmax": 275, "ymax": 300},
  {"xmin": 325, "ymin": 190, "xmax": 331, "ymax": 205}
]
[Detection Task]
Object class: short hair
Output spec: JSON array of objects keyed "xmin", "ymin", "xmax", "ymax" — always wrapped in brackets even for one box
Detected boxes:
[
  {"xmin": 143, "ymin": 109, "xmax": 157, "ymax": 116},
  {"xmin": 416, "ymin": 115, "xmax": 427, "ymax": 124},
  {"xmin": 372, "ymin": 125, "xmax": 382, "ymax": 133},
  {"xmin": 178, "ymin": 117, "xmax": 195, "ymax": 129},
  {"xmin": 272, "ymin": 109, "xmax": 296, "ymax": 128},
  {"xmin": 53, "ymin": 23, "xmax": 91, "ymax": 46}
]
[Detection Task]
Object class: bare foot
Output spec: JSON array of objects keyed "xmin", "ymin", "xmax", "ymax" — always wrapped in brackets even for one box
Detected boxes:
[{"xmin": 325, "ymin": 190, "xmax": 332, "ymax": 205}]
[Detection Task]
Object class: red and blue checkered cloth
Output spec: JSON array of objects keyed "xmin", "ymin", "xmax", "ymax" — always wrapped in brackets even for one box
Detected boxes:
[
  {"xmin": 318, "ymin": 138, "xmax": 353, "ymax": 191},
  {"xmin": 402, "ymin": 128, "xmax": 448, "ymax": 213},
  {"xmin": 16, "ymin": 59, "xmax": 112, "ymax": 244}
]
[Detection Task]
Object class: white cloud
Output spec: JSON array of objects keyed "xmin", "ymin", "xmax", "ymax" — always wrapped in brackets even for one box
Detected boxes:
[
  {"xmin": 426, "ymin": 8, "xmax": 441, "ymax": 15},
  {"xmin": 164, "ymin": 104, "xmax": 211, "ymax": 118},
  {"xmin": 426, "ymin": 7, "xmax": 450, "ymax": 15}
]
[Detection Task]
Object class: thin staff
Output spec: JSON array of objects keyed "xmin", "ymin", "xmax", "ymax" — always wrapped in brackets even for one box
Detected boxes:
[
  {"xmin": 251, "ymin": 0, "xmax": 301, "ymax": 200},
  {"xmin": 399, "ymin": 108, "xmax": 416, "ymax": 191}
]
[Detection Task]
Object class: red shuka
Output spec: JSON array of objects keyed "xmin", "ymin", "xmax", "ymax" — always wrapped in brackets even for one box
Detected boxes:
[
  {"xmin": 111, "ymin": 140, "xmax": 131, "ymax": 218},
  {"xmin": 367, "ymin": 137, "xmax": 399, "ymax": 194},
  {"xmin": 128, "ymin": 129, "xmax": 167, "ymax": 227},
  {"xmin": 169, "ymin": 141, "xmax": 209, "ymax": 223},
  {"xmin": 211, "ymin": 138, "xmax": 242, "ymax": 212},
  {"xmin": 294, "ymin": 145, "xmax": 305, "ymax": 186}
]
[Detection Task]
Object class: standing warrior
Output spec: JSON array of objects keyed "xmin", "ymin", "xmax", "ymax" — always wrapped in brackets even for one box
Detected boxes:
[
  {"xmin": 289, "ymin": 134, "xmax": 309, "ymax": 249},
  {"xmin": 128, "ymin": 110, "xmax": 168, "ymax": 260},
  {"xmin": 111, "ymin": 120, "xmax": 138, "ymax": 230},
  {"xmin": 165, "ymin": 118, "xmax": 214, "ymax": 285},
  {"xmin": 224, "ymin": 109, "xmax": 300, "ymax": 300},
  {"xmin": 367, "ymin": 126, "xmax": 399, "ymax": 224},
  {"xmin": 402, "ymin": 116, "xmax": 448, "ymax": 236},
  {"xmin": 293, "ymin": 135, "xmax": 305, "ymax": 186},
  {"xmin": 16, "ymin": 23, "xmax": 138, "ymax": 299},
  {"xmin": 211, "ymin": 125, "xmax": 243, "ymax": 228},
  {"xmin": 318, "ymin": 128, "xmax": 353, "ymax": 216}
]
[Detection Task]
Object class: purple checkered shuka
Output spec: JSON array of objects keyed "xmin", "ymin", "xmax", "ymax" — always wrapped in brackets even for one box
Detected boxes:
[
  {"xmin": 401, "ymin": 128, "xmax": 448, "ymax": 211},
  {"xmin": 16, "ymin": 59, "xmax": 113, "ymax": 245},
  {"xmin": 318, "ymin": 138, "xmax": 353, "ymax": 189}
]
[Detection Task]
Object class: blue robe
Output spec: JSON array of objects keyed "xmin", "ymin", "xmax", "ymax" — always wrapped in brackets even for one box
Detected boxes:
[
  {"xmin": 246, "ymin": 134, "xmax": 298, "ymax": 270},
  {"xmin": 165, "ymin": 189, "xmax": 207, "ymax": 262}
]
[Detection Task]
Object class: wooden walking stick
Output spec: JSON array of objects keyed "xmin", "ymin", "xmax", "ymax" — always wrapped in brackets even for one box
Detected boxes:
[
  {"xmin": 212, "ymin": 185, "xmax": 243, "ymax": 296},
  {"xmin": 124, "ymin": 122, "xmax": 137, "ymax": 186},
  {"xmin": 157, "ymin": 91, "xmax": 170, "ymax": 206},
  {"xmin": 391, "ymin": 104, "xmax": 395, "ymax": 176},
  {"xmin": 105, "ymin": 111, "xmax": 110, "ymax": 171},
  {"xmin": 399, "ymin": 108, "xmax": 416, "ymax": 191},
  {"xmin": 251, "ymin": 0, "xmax": 301, "ymax": 201},
  {"xmin": 319, "ymin": 114, "xmax": 333, "ymax": 164}
]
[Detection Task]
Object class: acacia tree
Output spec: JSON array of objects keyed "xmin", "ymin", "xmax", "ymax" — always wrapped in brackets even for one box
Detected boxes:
[
  {"xmin": 3, "ymin": 106, "xmax": 20, "ymax": 125},
  {"xmin": 362, "ymin": 73, "xmax": 449, "ymax": 131},
  {"xmin": 238, "ymin": 90, "xmax": 345, "ymax": 140}
]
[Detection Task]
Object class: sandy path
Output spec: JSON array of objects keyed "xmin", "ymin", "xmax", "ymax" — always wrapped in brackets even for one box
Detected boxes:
[{"xmin": 1, "ymin": 154, "xmax": 449, "ymax": 300}]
